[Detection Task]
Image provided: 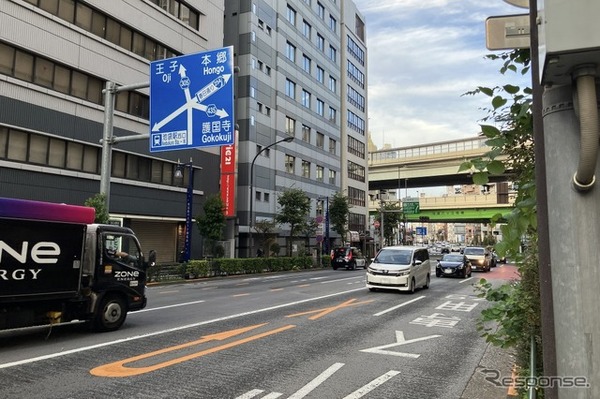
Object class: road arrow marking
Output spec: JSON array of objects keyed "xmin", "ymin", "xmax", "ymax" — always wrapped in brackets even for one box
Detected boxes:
[
  {"xmin": 90, "ymin": 323, "xmax": 295, "ymax": 377},
  {"xmin": 360, "ymin": 330, "xmax": 441, "ymax": 358},
  {"xmin": 286, "ymin": 298, "xmax": 374, "ymax": 320}
]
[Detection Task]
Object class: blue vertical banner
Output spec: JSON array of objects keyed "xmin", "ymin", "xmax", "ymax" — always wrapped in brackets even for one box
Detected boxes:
[
  {"xmin": 149, "ymin": 46, "xmax": 235, "ymax": 152},
  {"xmin": 325, "ymin": 208, "xmax": 330, "ymax": 254},
  {"xmin": 183, "ymin": 167, "xmax": 194, "ymax": 262}
]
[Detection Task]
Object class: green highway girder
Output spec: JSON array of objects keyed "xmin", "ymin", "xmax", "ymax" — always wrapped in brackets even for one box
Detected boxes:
[{"xmin": 404, "ymin": 207, "xmax": 513, "ymax": 223}]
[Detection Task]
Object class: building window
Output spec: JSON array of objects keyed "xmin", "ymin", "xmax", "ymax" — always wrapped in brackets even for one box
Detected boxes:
[
  {"xmin": 329, "ymin": 15, "xmax": 337, "ymax": 32},
  {"xmin": 328, "ymin": 45, "xmax": 337, "ymax": 63},
  {"xmin": 316, "ymin": 132, "xmax": 324, "ymax": 149},
  {"xmin": 285, "ymin": 155, "xmax": 295, "ymax": 174},
  {"xmin": 329, "ymin": 138, "xmax": 336, "ymax": 154},
  {"xmin": 302, "ymin": 55, "xmax": 311, "ymax": 73},
  {"xmin": 316, "ymin": 99, "xmax": 324, "ymax": 116},
  {"xmin": 286, "ymin": 5, "xmax": 296, "ymax": 25},
  {"xmin": 285, "ymin": 78, "xmax": 296, "ymax": 99},
  {"xmin": 302, "ymin": 125, "xmax": 311, "ymax": 143},
  {"xmin": 329, "ymin": 169, "xmax": 336, "ymax": 185},
  {"xmin": 328, "ymin": 76, "xmax": 336, "ymax": 93},
  {"xmin": 316, "ymin": 34, "xmax": 325, "ymax": 51},
  {"xmin": 347, "ymin": 161, "xmax": 365, "ymax": 182},
  {"xmin": 317, "ymin": 2, "xmax": 325, "ymax": 19},
  {"xmin": 328, "ymin": 107, "xmax": 337, "ymax": 123},
  {"xmin": 316, "ymin": 66, "xmax": 324, "ymax": 83},
  {"xmin": 302, "ymin": 160, "xmax": 311, "ymax": 178},
  {"xmin": 316, "ymin": 165, "xmax": 324, "ymax": 182},
  {"xmin": 286, "ymin": 41, "xmax": 296, "ymax": 62},
  {"xmin": 264, "ymin": 193, "xmax": 270, "ymax": 202},
  {"xmin": 286, "ymin": 116, "xmax": 296, "ymax": 135},
  {"xmin": 348, "ymin": 136, "xmax": 366, "ymax": 158},
  {"xmin": 302, "ymin": 20, "xmax": 311, "ymax": 39},
  {"xmin": 301, "ymin": 89, "xmax": 311, "ymax": 108}
]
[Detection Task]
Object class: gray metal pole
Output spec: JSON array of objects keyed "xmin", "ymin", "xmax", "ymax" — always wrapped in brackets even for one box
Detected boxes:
[
  {"xmin": 543, "ymin": 83, "xmax": 600, "ymax": 398},
  {"xmin": 100, "ymin": 81, "xmax": 116, "ymax": 210},
  {"xmin": 249, "ymin": 136, "xmax": 294, "ymax": 257}
]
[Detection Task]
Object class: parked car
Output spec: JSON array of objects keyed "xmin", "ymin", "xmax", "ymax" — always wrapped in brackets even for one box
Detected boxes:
[
  {"xmin": 366, "ymin": 246, "xmax": 431, "ymax": 293},
  {"xmin": 331, "ymin": 247, "xmax": 366, "ymax": 270},
  {"xmin": 436, "ymin": 253, "xmax": 472, "ymax": 278},
  {"xmin": 462, "ymin": 246, "xmax": 491, "ymax": 272}
]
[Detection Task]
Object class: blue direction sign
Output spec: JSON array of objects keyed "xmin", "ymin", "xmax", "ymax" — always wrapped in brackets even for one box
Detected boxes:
[
  {"xmin": 149, "ymin": 46, "xmax": 234, "ymax": 152},
  {"xmin": 416, "ymin": 227, "xmax": 427, "ymax": 236}
]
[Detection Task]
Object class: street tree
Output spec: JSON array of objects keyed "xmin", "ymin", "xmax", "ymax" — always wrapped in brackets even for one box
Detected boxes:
[
  {"xmin": 84, "ymin": 193, "xmax": 109, "ymax": 224},
  {"xmin": 374, "ymin": 201, "xmax": 403, "ymax": 245},
  {"xmin": 275, "ymin": 188, "xmax": 311, "ymax": 256},
  {"xmin": 298, "ymin": 217, "xmax": 319, "ymax": 255},
  {"xmin": 253, "ymin": 219, "xmax": 277, "ymax": 257},
  {"xmin": 328, "ymin": 192, "xmax": 351, "ymax": 245},
  {"xmin": 195, "ymin": 194, "xmax": 226, "ymax": 257}
]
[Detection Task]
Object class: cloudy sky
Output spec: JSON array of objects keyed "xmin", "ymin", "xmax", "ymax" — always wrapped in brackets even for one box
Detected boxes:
[{"xmin": 354, "ymin": 0, "xmax": 530, "ymax": 149}]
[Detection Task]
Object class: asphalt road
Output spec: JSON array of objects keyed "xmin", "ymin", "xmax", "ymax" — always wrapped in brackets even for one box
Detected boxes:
[{"xmin": 0, "ymin": 262, "xmax": 519, "ymax": 399}]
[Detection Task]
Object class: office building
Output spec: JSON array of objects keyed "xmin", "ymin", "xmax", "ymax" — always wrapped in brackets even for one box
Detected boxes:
[
  {"xmin": 224, "ymin": 0, "xmax": 369, "ymax": 256},
  {"xmin": 0, "ymin": 0, "xmax": 226, "ymax": 262}
]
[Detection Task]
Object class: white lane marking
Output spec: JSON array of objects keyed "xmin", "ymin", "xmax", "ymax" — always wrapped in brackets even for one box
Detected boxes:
[
  {"xmin": 288, "ymin": 362, "xmax": 345, "ymax": 399},
  {"xmin": 458, "ymin": 277, "xmax": 474, "ymax": 284},
  {"xmin": 235, "ymin": 389, "xmax": 283, "ymax": 399},
  {"xmin": 157, "ymin": 290, "xmax": 179, "ymax": 294},
  {"xmin": 342, "ymin": 370, "xmax": 401, "ymax": 399},
  {"xmin": 0, "ymin": 287, "xmax": 365, "ymax": 369},
  {"xmin": 132, "ymin": 300, "xmax": 205, "ymax": 313},
  {"xmin": 235, "ymin": 389, "xmax": 265, "ymax": 399},
  {"xmin": 373, "ymin": 296, "xmax": 426, "ymax": 317},
  {"xmin": 319, "ymin": 276, "xmax": 364, "ymax": 284}
]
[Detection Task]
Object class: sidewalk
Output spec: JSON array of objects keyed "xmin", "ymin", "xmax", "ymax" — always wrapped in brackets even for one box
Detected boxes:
[{"xmin": 461, "ymin": 342, "xmax": 517, "ymax": 399}]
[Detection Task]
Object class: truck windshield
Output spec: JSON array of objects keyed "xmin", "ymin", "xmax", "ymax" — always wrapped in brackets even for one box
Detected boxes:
[{"xmin": 103, "ymin": 234, "xmax": 142, "ymax": 267}]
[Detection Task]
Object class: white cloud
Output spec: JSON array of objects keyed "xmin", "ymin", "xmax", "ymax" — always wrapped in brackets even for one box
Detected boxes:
[{"xmin": 354, "ymin": 0, "xmax": 531, "ymax": 148}]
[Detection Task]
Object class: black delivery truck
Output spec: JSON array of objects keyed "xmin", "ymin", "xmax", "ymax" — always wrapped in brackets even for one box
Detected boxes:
[{"xmin": 0, "ymin": 197, "xmax": 154, "ymax": 332}]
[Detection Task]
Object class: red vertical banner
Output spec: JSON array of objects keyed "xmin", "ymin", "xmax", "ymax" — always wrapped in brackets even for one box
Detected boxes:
[{"xmin": 220, "ymin": 143, "xmax": 236, "ymax": 217}]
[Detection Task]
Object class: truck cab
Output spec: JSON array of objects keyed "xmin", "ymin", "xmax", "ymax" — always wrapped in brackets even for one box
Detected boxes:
[{"xmin": 0, "ymin": 197, "xmax": 154, "ymax": 332}]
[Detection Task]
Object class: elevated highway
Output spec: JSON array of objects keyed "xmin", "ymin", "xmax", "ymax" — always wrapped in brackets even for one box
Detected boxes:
[
  {"xmin": 368, "ymin": 136, "xmax": 511, "ymax": 192},
  {"xmin": 368, "ymin": 137, "xmax": 515, "ymax": 223}
]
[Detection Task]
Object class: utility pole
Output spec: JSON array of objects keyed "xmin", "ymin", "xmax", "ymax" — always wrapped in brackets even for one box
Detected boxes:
[{"xmin": 537, "ymin": 1, "xmax": 600, "ymax": 397}]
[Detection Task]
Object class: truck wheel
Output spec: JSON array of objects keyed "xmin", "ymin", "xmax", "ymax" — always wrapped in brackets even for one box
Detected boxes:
[{"xmin": 94, "ymin": 294, "xmax": 127, "ymax": 332}]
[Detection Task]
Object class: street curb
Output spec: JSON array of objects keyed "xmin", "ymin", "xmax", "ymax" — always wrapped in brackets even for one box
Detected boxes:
[{"xmin": 461, "ymin": 341, "xmax": 516, "ymax": 399}]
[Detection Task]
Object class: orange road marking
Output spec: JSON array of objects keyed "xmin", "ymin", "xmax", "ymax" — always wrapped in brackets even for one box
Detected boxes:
[
  {"xmin": 270, "ymin": 288, "xmax": 284, "ymax": 292},
  {"xmin": 507, "ymin": 365, "xmax": 518, "ymax": 396},
  {"xmin": 90, "ymin": 323, "xmax": 295, "ymax": 377},
  {"xmin": 297, "ymin": 284, "xmax": 310, "ymax": 288},
  {"xmin": 286, "ymin": 298, "xmax": 374, "ymax": 320}
]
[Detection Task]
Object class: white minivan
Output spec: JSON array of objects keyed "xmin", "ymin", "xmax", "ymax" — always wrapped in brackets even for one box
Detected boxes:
[{"xmin": 366, "ymin": 246, "xmax": 431, "ymax": 293}]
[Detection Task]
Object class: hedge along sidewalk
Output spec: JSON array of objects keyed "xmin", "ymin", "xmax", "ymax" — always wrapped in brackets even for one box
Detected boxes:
[{"xmin": 146, "ymin": 256, "xmax": 331, "ymax": 284}]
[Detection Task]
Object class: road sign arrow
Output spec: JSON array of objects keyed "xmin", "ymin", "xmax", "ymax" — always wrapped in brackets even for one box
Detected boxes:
[
  {"xmin": 360, "ymin": 330, "xmax": 441, "ymax": 358},
  {"xmin": 91, "ymin": 323, "xmax": 295, "ymax": 377}
]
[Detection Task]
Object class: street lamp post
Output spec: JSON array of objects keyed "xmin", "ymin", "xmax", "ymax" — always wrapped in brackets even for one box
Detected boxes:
[
  {"xmin": 175, "ymin": 158, "xmax": 200, "ymax": 262},
  {"xmin": 317, "ymin": 196, "xmax": 330, "ymax": 255},
  {"xmin": 249, "ymin": 136, "xmax": 294, "ymax": 257}
]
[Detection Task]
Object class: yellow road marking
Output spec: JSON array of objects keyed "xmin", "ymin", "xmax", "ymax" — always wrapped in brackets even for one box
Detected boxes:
[
  {"xmin": 90, "ymin": 323, "xmax": 295, "ymax": 377},
  {"xmin": 286, "ymin": 298, "xmax": 374, "ymax": 320}
]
